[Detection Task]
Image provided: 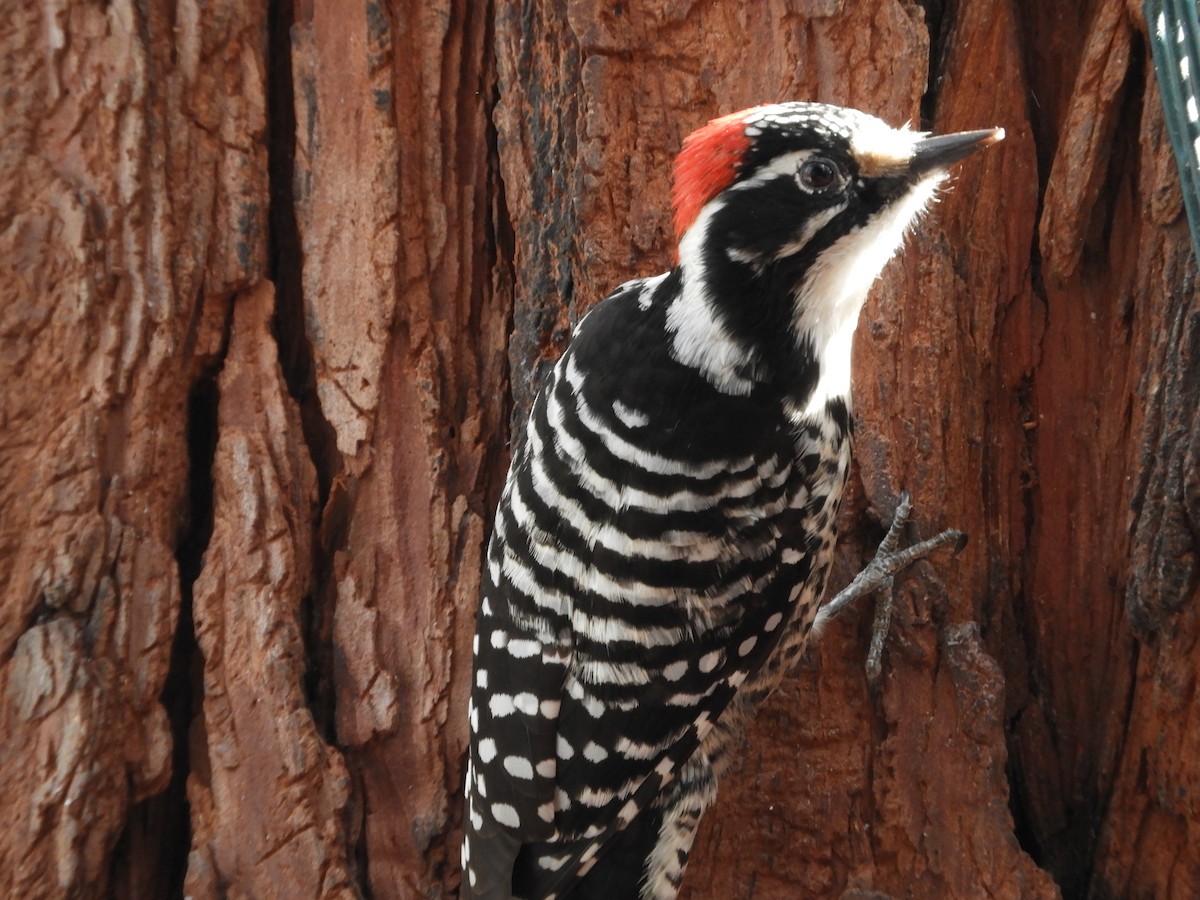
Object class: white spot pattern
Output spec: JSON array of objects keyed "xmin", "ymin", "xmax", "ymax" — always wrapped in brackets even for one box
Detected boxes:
[{"xmin": 463, "ymin": 100, "xmax": 976, "ymax": 900}]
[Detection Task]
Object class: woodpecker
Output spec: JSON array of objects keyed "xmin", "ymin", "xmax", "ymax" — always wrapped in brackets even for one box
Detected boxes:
[{"xmin": 462, "ymin": 102, "xmax": 1003, "ymax": 900}]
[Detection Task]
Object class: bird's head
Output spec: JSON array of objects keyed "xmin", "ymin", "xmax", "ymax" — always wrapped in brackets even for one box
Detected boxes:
[
  {"xmin": 666, "ymin": 102, "xmax": 1003, "ymax": 395},
  {"xmin": 672, "ymin": 102, "xmax": 1003, "ymax": 259}
]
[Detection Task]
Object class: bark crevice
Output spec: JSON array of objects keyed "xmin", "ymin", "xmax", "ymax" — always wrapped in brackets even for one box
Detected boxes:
[
  {"xmin": 110, "ymin": 367, "xmax": 222, "ymax": 899},
  {"xmin": 267, "ymin": 0, "xmax": 342, "ymax": 744}
]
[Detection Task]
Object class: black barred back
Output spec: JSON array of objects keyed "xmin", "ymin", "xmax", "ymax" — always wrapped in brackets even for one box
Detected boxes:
[
  {"xmin": 462, "ymin": 276, "xmax": 850, "ymax": 899},
  {"xmin": 461, "ymin": 99, "xmax": 997, "ymax": 900}
]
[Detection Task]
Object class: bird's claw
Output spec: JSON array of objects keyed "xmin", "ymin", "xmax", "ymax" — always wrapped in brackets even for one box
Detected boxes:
[{"xmin": 815, "ymin": 491, "xmax": 966, "ymax": 683}]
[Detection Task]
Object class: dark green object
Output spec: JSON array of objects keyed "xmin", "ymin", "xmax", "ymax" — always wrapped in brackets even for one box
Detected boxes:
[{"xmin": 1147, "ymin": 0, "xmax": 1200, "ymax": 260}]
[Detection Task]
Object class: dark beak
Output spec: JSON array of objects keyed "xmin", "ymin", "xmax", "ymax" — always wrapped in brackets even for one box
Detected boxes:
[{"xmin": 909, "ymin": 127, "xmax": 1005, "ymax": 176}]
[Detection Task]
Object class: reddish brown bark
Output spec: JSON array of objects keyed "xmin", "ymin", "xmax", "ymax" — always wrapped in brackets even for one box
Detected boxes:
[
  {"xmin": 185, "ymin": 282, "xmax": 357, "ymax": 898},
  {"xmin": 2, "ymin": 1, "xmax": 1198, "ymax": 898},
  {"xmin": 1, "ymin": 0, "xmax": 269, "ymax": 895}
]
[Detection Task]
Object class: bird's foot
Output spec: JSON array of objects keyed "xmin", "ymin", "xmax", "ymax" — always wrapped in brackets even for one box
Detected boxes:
[{"xmin": 815, "ymin": 491, "xmax": 966, "ymax": 683}]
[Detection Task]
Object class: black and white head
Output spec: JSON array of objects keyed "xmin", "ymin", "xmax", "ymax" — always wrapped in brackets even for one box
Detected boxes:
[{"xmin": 667, "ymin": 101, "xmax": 1003, "ymax": 400}]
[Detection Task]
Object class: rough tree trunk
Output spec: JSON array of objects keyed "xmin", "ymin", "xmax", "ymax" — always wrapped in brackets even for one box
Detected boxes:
[{"xmin": 1, "ymin": 1, "xmax": 1196, "ymax": 898}]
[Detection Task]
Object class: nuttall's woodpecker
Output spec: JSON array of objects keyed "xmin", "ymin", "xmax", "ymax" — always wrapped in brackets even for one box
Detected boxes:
[{"xmin": 462, "ymin": 102, "xmax": 1003, "ymax": 900}]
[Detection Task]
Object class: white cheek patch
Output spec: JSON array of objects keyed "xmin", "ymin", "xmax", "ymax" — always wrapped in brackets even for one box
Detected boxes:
[
  {"xmin": 666, "ymin": 203, "xmax": 760, "ymax": 395},
  {"xmin": 793, "ymin": 172, "xmax": 944, "ymax": 416}
]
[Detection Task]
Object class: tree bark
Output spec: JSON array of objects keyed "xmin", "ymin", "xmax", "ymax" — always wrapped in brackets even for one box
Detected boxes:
[{"xmin": 1, "ymin": 1, "xmax": 1197, "ymax": 898}]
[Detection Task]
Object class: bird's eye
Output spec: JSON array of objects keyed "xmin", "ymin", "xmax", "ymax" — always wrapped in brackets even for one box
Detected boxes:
[{"xmin": 798, "ymin": 158, "xmax": 841, "ymax": 192}]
